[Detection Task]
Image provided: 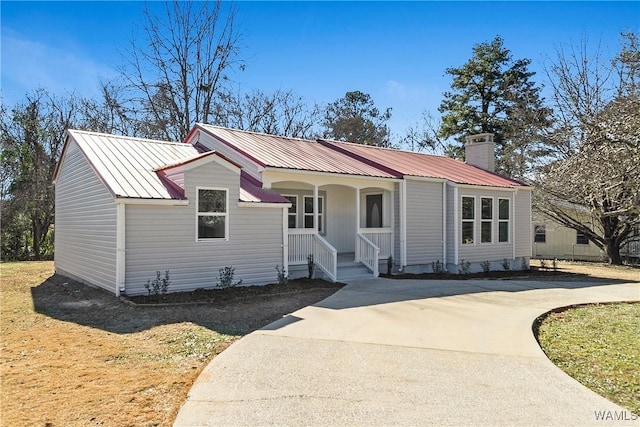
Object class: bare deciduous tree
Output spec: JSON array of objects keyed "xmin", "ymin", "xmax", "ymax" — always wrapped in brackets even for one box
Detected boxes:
[
  {"xmin": 537, "ymin": 33, "xmax": 640, "ymax": 264},
  {"xmin": 215, "ymin": 89, "xmax": 321, "ymax": 138},
  {"xmin": 120, "ymin": 0, "xmax": 243, "ymax": 141}
]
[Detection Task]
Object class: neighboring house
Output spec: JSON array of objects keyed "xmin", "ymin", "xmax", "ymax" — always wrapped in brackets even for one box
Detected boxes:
[
  {"xmin": 532, "ymin": 221, "xmax": 605, "ymax": 261},
  {"xmin": 54, "ymin": 128, "xmax": 532, "ymax": 296}
]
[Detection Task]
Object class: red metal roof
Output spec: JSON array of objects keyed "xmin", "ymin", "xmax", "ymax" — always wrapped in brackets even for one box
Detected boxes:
[
  {"xmin": 319, "ymin": 139, "xmax": 525, "ymax": 188},
  {"xmin": 196, "ymin": 124, "xmax": 400, "ymax": 178},
  {"xmin": 61, "ymin": 129, "xmax": 289, "ymax": 203}
]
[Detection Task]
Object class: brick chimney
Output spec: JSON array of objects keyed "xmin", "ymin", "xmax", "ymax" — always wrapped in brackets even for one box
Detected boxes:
[{"xmin": 464, "ymin": 133, "xmax": 495, "ymax": 172}]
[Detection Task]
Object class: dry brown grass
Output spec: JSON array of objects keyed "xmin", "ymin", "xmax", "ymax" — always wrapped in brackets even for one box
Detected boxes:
[
  {"xmin": 1, "ymin": 262, "xmax": 339, "ymax": 427},
  {"xmin": 530, "ymin": 259, "xmax": 640, "ymax": 282},
  {"xmin": 1, "ymin": 262, "xmax": 232, "ymax": 426}
]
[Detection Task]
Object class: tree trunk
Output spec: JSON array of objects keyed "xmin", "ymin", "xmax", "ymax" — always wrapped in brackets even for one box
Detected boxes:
[
  {"xmin": 32, "ymin": 217, "xmax": 41, "ymax": 261},
  {"xmin": 605, "ymin": 238, "xmax": 623, "ymax": 265}
]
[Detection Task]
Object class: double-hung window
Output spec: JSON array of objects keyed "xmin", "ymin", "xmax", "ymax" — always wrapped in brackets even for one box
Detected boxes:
[
  {"xmin": 576, "ymin": 231, "xmax": 589, "ymax": 245},
  {"xmin": 197, "ymin": 188, "xmax": 228, "ymax": 240},
  {"xmin": 461, "ymin": 196, "xmax": 475, "ymax": 244},
  {"xmin": 303, "ymin": 196, "xmax": 324, "ymax": 233},
  {"xmin": 498, "ymin": 198, "xmax": 510, "ymax": 243},
  {"xmin": 283, "ymin": 195, "xmax": 298, "ymax": 228},
  {"xmin": 481, "ymin": 197, "xmax": 493, "ymax": 243},
  {"xmin": 534, "ymin": 225, "xmax": 546, "ymax": 243}
]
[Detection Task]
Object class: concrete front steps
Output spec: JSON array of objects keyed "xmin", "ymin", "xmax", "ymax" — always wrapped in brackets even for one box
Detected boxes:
[{"xmin": 287, "ymin": 253, "xmax": 378, "ymax": 282}]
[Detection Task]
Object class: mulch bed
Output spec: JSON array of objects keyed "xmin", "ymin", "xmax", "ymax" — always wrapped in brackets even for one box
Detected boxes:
[
  {"xmin": 381, "ymin": 267, "xmax": 570, "ymax": 280},
  {"xmin": 124, "ymin": 278, "xmax": 345, "ymax": 305}
]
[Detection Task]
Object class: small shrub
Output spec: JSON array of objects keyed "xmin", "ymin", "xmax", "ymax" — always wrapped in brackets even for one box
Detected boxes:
[
  {"xmin": 431, "ymin": 260, "xmax": 444, "ymax": 274},
  {"xmin": 458, "ymin": 259, "xmax": 471, "ymax": 275},
  {"xmin": 539, "ymin": 259, "xmax": 547, "ymax": 270},
  {"xmin": 502, "ymin": 258, "xmax": 511, "ymax": 271},
  {"xmin": 217, "ymin": 266, "xmax": 242, "ymax": 288},
  {"xmin": 480, "ymin": 261, "xmax": 491, "ymax": 273},
  {"xmin": 275, "ymin": 265, "xmax": 288, "ymax": 285},
  {"xmin": 552, "ymin": 258, "xmax": 558, "ymax": 271},
  {"xmin": 144, "ymin": 270, "xmax": 170, "ymax": 296},
  {"xmin": 387, "ymin": 256, "xmax": 393, "ymax": 275},
  {"xmin": 307, "ymin": 254, "xmax": 315, "ymax": 279}
]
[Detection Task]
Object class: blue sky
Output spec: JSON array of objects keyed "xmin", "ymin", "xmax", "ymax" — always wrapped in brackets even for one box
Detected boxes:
[{"xmin": 2, "ymin": 1, "xmax": 638, "ymax": 139}]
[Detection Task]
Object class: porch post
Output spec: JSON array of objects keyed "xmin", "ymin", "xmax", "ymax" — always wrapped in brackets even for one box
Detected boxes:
[
  {"xmin": 355, "ymin": 187, "xmax": 361, "ymax": 261},
  {"xmin": 313, "ymin": 184, "xmax": 319, "ymax": 233}
]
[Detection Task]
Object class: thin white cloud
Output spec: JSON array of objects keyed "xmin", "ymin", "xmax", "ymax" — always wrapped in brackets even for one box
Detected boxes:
[{"xmin": 1, "ymin": 29, "xmax": 117, "ymax": 103}]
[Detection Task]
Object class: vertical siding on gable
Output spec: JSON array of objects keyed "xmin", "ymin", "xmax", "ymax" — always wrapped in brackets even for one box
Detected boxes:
[
  {"xmin": 54, "ymin": 140, "xmax": 117, "ymax": 292},
  {"xmin": 405, "ymin": 180, "xmax": 444, "ymax": 265},
  {"xmin": 124, "ymin": 161, "xmax": 284, "ymax": 295},
  {"xmin": 515, "ymin": 189, "xmax": 532, "ymax": 258}
]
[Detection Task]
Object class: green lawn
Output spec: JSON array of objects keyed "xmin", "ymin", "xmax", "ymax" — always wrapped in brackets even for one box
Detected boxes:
[{"xmin": 537, "ymin": 302, "xmax": 640, "ymax": 415}]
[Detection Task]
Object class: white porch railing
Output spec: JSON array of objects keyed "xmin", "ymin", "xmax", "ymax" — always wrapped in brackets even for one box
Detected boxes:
[
  {"xmin": 288, "ymin": 229, "xmax": 316, "ymax": 265},
  {"xmin": 358, "ymin": 228, "xmax": 392, "ymax": 259},
  {"xmin": 312, "ymin": 234, "xmax": 338, "ymax": 282},
  {"xmin": 356, "ymin": 233, "xmax": 380, "ymax": 277},
  {"xmin": 288, "ymin": 229, "xmax": 337, "ymax": 281}
]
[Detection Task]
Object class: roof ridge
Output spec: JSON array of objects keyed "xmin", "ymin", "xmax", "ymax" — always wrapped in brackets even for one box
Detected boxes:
[
  {"xmin": 321, "ymin": 138, "xmax": 453, "ymax": 160},
  {"xmin": 67, "ymin": 129, "xmax": 185, "ymax": 146},
  {"xmin": 196, "ymin": 123, "xmax": 317, "ymax": 144}
]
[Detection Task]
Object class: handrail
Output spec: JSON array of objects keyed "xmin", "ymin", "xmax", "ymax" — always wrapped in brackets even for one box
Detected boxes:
[
  {"xmin": 356, "ymin": 233, "xmax": 380, "ymax": 277},
  {"xmin": 312, "ymin": 234, "xmax": 338, "ymax": 282},
  {"xmin": 358, "ymin": 228, "xmax": 392, "ymax": 258}
]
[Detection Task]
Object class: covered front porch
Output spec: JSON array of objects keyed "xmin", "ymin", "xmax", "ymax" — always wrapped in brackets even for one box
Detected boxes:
[{"xmin": 264, "ymin": 171, "xmax": 398, "ymax": 281}]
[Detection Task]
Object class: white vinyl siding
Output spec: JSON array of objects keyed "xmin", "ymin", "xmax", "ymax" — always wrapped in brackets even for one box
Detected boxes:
[
  {"xmin": 514, "ymin": 189, "xmax": 532, "ymax": 258},
  {"xmin": 325, "ymin": 185, "xmax": 356, "ymax": 253},
  {"xmin": 54, "ymin": 140, "xmax": 117, "ymax": 292},
  {"xmin": 405, "ymin": 180, "xmax": 444, "ymax": 265},
  {"xmin": 124, "ymin": 161, "xmax": 283, "ymax": 295}
]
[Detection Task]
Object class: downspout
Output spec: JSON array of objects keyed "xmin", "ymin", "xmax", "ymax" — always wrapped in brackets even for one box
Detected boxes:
[
  {"xmin": 115, "ymin": 202, "xmax": 126, "ymax": 297},
  {"xmin": 282, "ymin": 206, "xmax": 289, "ymax": 275},
  {"xmin": 513, "ymin": 189, "xmax": 517, "ymax": 261},
  {"xmin": 400, "ymin": 179, "xmax": 407, "ymax": 270},
  {"xmin": 442, "ymin": 181, "xmax": 447, "ymax": 270},
  {"xmin": 453, "ymin": 185, "xmax": 459, "ymax": 266}
]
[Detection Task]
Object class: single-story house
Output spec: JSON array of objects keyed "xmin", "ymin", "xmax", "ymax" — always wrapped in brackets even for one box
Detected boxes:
[
  {"xmin": 54, "ymin": 127, "xmax": 532, "ymax": 296},
  {"xmin": 533, "ymin": 211, "xmax": 640, "ymax": 263}
]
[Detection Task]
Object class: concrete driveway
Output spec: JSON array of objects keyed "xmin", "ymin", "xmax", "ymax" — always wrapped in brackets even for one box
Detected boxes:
[{"xmin": 174, "ymin": 278, "xmax": 639, "ymax": 426}]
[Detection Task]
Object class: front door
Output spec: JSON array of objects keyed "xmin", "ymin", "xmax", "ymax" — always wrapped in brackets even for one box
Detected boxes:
[{"xmin": 366, "ymin": 194, "xmax": 383, "ymax": 228}]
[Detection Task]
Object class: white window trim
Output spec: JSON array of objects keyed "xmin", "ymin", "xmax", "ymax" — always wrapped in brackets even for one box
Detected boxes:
[
  {"xmin": 282, "ymin": 194, "xmax": 298, "ymax": 228},
  {"xmin": 196, "ymin": 187, "xmax": 229, "ymax": 242},
  {"xmin": 480, "ymin": 197, "xmax": 493, "ymax": 244},
  {"xmin": 303, "ymin": 195, "xmax": 325, "ymax": 233},
  {"xmin": 498, "ymin": 197, "xmax": 510, "ymax": 244},
  {"xmin": 461, "ymin": 195, "xmax": 475, "ymax": 245},
  {"xmin": 365, "ymin": 192, "xmax": 384, "ymax": 228},
  {"xmin": 534, "ymin": 224, "xmax": 546, "ymax": 244}
]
